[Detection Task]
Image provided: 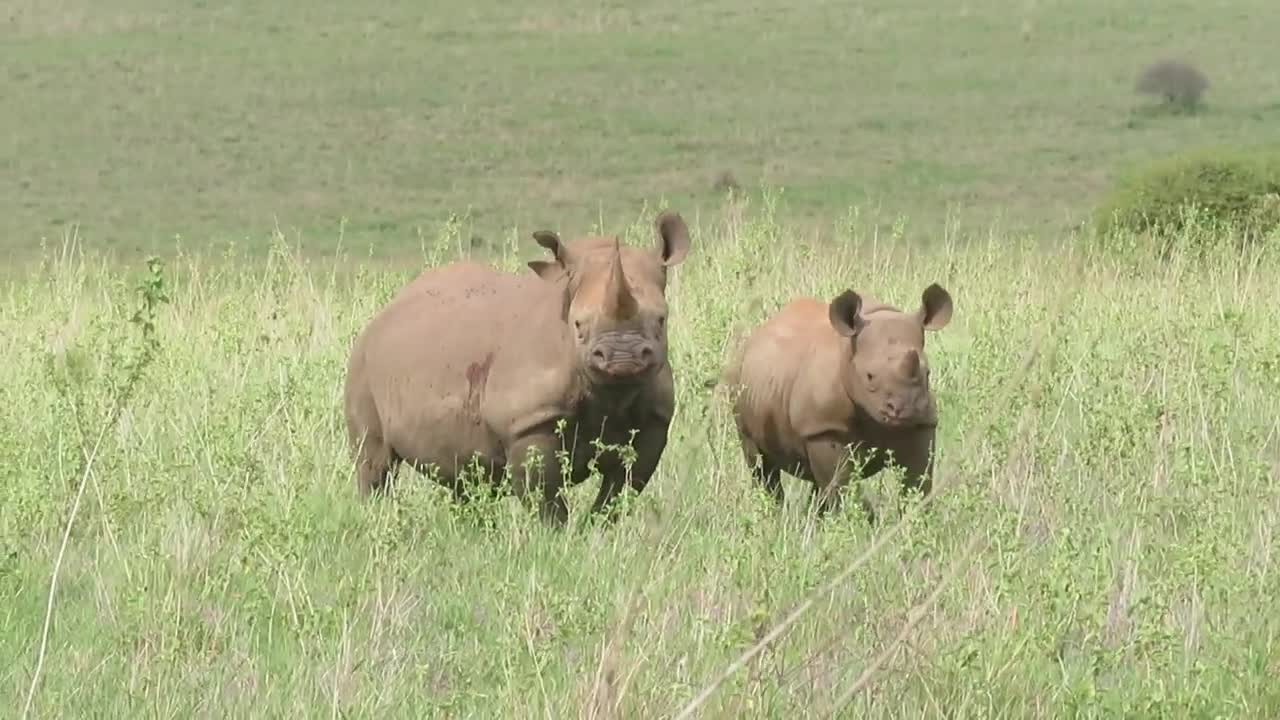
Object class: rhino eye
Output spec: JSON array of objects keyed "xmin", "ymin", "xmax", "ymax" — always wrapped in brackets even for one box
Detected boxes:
[
  {"xmin": 657, "ymin": 315, "xmax": 666, "ymax": 328},
  {"xmin": 865, "ymin": 372, "xmax": 875, "ymax": 382}
]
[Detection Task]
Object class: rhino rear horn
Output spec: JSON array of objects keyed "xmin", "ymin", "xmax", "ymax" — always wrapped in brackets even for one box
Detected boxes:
[
  {"xmin": 902, "ymin": 348, "xmax": 921, "ymax": 376},
  {"xmin": 655, "ymin": 211, "xmax": 690, "ymax": 267},
  {"xmin": 829, "ymin": 290, "xmax": 865, "ymax": 338}
]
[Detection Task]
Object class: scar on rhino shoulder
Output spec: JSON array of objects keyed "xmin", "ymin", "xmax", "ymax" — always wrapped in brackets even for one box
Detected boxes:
[{"xmin": 464, "ymin": 352, "xmax": 495, "ymax": 421}]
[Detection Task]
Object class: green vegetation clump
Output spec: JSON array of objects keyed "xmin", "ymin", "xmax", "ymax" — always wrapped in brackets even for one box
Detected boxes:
[{"xmin": 1094, "ymin": 147, "xmax": 1280, "ymax": 246}]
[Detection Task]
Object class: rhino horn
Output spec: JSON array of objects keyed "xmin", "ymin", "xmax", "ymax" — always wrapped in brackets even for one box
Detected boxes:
[
  {"xmin": 602, "ymin": 239, "xmax": 638, "ymax": 320},
  {"xmin": 902, "ymin": 348, "xmax": 921, "ymax": 376}
]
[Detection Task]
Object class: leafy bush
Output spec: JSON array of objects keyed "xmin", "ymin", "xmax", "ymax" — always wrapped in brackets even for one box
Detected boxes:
[
  {"xmin": 1135, "ymin": 59, "xmax": 1209, "ymax": 111},
  {"xmin": 1095, "ymin": 147, "xmax": 1280, "ymax": 245}
]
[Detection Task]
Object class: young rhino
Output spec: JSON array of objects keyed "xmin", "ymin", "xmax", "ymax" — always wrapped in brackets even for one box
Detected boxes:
[
  {"xmin": 725, "ymin": 284, "xmax": 954, "ymax": 520},
  {"xmin": 343, "ymin": 211, "xmax": 691, "ymax": 525}
]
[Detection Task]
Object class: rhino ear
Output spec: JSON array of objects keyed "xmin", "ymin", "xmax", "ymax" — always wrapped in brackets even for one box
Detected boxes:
[
  {"xmin": 655, "ymin": 211, "xmax": 690, "ymax": 267},
  {"xmin": 531, "ymin": 230, "xmax": 571, "ymax": 284},
  {"xmin": 918, "ymin": 283, "xmax": 953, "ymax": 331},
  {"xmin": 527, "ymin": 260, "xmax": 564, "ymax": 281},
  {"xmin": 533, "ymin": 230, "xmax": 567, "ymax": 262},
  {"xmin": 829, "ymin": 290, "xmax": 865, "ymax": 338}
]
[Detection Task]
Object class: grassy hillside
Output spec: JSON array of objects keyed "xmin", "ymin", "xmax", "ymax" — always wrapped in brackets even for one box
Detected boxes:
[
  {"xmin": 5, "ymin": 0, "xmax": 1280, "ymax": 263},
  {"xmin": 3, "ymin": 207, "xmax": 1278, "ymax": 717}
]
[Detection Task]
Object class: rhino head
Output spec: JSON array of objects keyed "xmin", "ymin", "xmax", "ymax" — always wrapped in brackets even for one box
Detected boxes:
[
  {"xmin": 828, "ymin": 283, "xmax": 953, "ymax": 428},
  {"xmin": 527, "ymin": 211, "xmax": 691, "ymax": 385}
]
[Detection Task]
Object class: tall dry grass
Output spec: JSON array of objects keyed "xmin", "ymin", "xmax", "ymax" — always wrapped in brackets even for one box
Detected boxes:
[{"xmin": 3, "ymin": 198, "xmax": 1279, "ymax": 717}]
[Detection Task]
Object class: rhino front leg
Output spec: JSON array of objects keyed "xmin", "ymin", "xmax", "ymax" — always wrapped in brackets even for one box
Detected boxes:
[
  {"xmin": 805, "ymin": 436, "xmax": 875, "ymax": 523},
  {"xmin": 896, "ymin": 427, "xmax": 938, "ymax": 501},
  {"xmin": 588, "ymin": 421, "xmax": 670, "ymax": 521},
  {"xmin": 507, "ymin": 434, "xmax": 569, "ymax": 526}
]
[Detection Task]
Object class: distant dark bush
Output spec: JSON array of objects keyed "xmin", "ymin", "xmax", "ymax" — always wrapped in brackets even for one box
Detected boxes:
[
  {"xmin": 712, "ymin": 170, "xmax": 740, "ymax": 194},
  {"xmin": 1095, "ymin": 147, "xmax": 1280, "ymax": 246},
  {"xmin": 1135, "ymin": 60, "xmax": 1209, "ymax": 111}
]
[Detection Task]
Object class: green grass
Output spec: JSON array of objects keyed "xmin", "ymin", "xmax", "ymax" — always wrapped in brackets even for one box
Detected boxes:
[
  {"xmin": 5, "ymin": 0, "xmax": 1280, "ymax": 715},
  {"xmin": 5, "ymin": 0, "xmax": 1280, "ymax": 264},
  {"xmin": 3, "ymin": 204, "xmax": 1279, "ymax": 717}
]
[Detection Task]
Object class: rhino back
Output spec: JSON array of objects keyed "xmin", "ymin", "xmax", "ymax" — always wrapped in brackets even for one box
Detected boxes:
[
  {"xmin": 734, "ymin": 298, "xmax": 843, "ymax": 454},
  {"xmin": 355, "ymin": 262, "xmax": 576, "ymax": 467}
]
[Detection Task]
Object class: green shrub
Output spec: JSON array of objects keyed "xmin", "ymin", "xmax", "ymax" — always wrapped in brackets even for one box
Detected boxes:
[{"xmin": 1095, "ymin": 147, "xmax": 1280, "ymax": 245}]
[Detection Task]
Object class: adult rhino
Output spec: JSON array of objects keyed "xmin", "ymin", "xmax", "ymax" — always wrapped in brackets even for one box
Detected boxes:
[
  {"xmin": 724, "ymin": 283, "xmax": 954, "ymax": 522},
  {"xmin": 343, "ymin": 211, "xmax": 692, "ymax": 525}
]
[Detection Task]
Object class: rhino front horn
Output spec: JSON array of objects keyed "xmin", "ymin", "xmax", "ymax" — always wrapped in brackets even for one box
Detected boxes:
[{"xmin": 603, "ymin": 239, "xmax": 638, "ymax": 319}]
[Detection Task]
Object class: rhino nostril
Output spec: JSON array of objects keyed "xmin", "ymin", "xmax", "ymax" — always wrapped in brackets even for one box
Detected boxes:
[
  {"xmin": 591, "ymin": 349, "xmax": 608, "ymax": 364},
  {"xmin": 639, "ymin": 346, "xmax": 655, "ymax": 362}
]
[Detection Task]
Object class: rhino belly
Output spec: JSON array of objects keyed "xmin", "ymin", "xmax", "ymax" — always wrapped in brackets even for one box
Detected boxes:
[
  {"xmin": 735, "ymin": 385, "xmax": 795, "ymax": 452},
  {"xmin": 381, "ymin": 384, "xmax": 506, "ymax": 482}
]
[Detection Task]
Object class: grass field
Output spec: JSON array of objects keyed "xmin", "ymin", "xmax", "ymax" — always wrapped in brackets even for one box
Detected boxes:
[
  {"xmin": 5, "ymin": 0, "xmax": 1280, "ymax": 264},
  {"xmin": 3, "ymin": 204, "xmax": 1279, "ymax": 716},
  {"xmin": 5, "ymin": 1, "xmax": 1280, "ymax": 718}
]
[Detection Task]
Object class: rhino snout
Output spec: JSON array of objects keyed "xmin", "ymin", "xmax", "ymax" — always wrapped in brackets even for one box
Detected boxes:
[
  {"xmin": 882, "ymin": 399, "xmax": 908, "ymax": 426},
  {"xmin": 590, "ymin": 342, "xmax": 657, "ymax": 378},
  {"xmin": 877, "ymin": 391, "xmax": 936, "ymax": 428}
]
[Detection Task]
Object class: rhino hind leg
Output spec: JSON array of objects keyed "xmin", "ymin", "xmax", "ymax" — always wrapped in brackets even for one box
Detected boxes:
[
  {"xmin": 754, "ymin": 458, "xmax": 785, "ymax": 508},
  {"xmin": 740, "ymin": 436, "xmax": 785, "ymax": 507},
  {"xmin": 354, "ymin": 432, "xmax": 400, "ymax": 497}
]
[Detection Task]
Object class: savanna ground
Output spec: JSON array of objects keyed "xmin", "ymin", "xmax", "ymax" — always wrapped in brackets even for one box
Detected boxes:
[
  {"xmin": 3, "ymin": 1, "xmax": 1280, "ymax": 718},
  {"xmin": 5, "ymin": 0, "xmax": 1280, "ymax": 264}
]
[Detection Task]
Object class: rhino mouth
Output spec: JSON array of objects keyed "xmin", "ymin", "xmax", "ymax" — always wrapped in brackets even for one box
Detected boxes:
[
  {"xmin": 894, "ymin": 419, "xmax": 938, "ymax": 429},
  {"xmin": 885, "ymin": 415, "xmax": 936, "ymax": 425},
  {"xmin": 878, "ymin": 411, "xmax": 936, "ymax": 429},
  {"xmin": 596, "ymin": 361, "xmax": 656, "ymax": 383}
]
